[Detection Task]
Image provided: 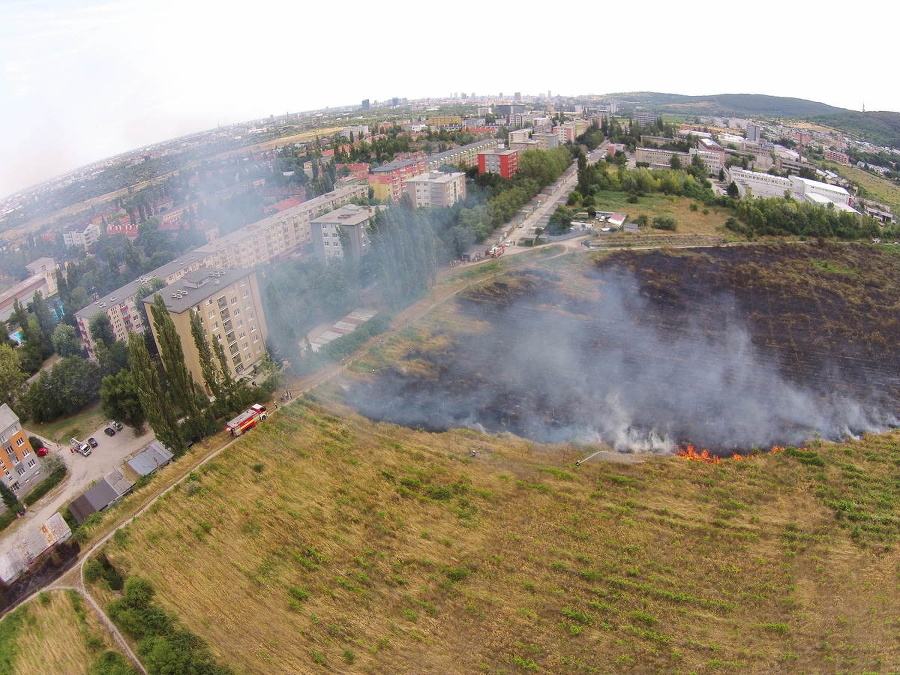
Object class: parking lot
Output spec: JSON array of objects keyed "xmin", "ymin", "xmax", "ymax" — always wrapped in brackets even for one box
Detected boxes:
[{"xmin": 0, "ymin": 422, "xmax": 156, "ymax": 558}]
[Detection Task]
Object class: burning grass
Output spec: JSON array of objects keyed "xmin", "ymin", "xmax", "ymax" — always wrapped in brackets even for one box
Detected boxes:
[
  {"xmin": 72, "ymin": 399, "xmax": 900, "ymax": 673},
  {"xmin": 348, "ymin": 243, "xmax": 899, "ymax": 451}
]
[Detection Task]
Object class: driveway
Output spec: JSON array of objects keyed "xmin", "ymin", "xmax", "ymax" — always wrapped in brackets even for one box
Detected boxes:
[{"xmin": 0, "ymin": 423, "xmax": 156, "ymax": 558}]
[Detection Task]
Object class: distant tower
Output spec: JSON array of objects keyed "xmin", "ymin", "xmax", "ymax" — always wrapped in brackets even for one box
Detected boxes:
[{"xmin": 862, "ymin": 102, "xmax": 866, "ymax": 113}]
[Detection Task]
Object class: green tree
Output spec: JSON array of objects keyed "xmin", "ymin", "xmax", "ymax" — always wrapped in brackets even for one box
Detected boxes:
[
  {"xmin": 0, "ymin": 481, "xmax": 23, "ymax": 515},
  {"xmin": 149, "ymin": 295, "xmax": 205, "ymax": 420},
  {"xmin": 100, "ymin": 370, "xmax": 146, "ymax": 431},
  {"xmin": 52, "ymin": 324, "xmax": 82, "ymax": 357},
  {"xmin": 128, "ymin": 333, "xmax": 183, "ymax": 455},
  {"xmin": 727, "ymin": 181, "xmax": 740, "ymax": 199},
  {"xmin": 0, "ymin": 343, "xmax": 27, "ymax": 409},
  {"xmin": 89, "ymin": 313, "xmax": 116, "ymax": 349},
  {"xmin": 669, "ymin": 154, "xmax": 682, "ymax": 170},
  {"xmin": 190, "ymin": 311, "xmax": 225, "ymax": 400},
  {"xmin": 28, "ymin": 292, "xmax": 56, "ymax": 345}
]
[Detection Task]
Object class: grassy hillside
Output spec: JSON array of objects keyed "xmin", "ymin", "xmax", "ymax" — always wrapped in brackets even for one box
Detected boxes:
[
  {"xmin": 84, "ymin": 394, "xmax": 899, "ymax": 673},
  {"xmin": 597, "ymin": 91, "xmax": 900, "ymax": 147}
]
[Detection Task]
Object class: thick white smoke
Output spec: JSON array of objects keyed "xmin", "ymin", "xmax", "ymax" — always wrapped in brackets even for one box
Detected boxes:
[{"xmin": 349, "ymin": 268, "xmax": 898, "ymax": 453}]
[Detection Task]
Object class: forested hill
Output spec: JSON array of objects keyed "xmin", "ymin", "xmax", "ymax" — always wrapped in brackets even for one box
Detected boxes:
[{"xmin": 601, "ymin": 91, "xmax": 900, "ymax": 147}]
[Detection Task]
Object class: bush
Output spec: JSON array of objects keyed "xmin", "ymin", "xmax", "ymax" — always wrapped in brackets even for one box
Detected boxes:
[
  {"xmin": 23, "ymin": 456, "xmax": 67, "ymax": 506},
  {"xmin": 652, "ymin": 215, "xmax": 677, "ymax": 231}
]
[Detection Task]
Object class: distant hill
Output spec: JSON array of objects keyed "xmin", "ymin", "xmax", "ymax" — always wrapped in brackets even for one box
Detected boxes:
[{"xmin": 599, "ymin": 92, "xmax": 900, "ymax": 147}]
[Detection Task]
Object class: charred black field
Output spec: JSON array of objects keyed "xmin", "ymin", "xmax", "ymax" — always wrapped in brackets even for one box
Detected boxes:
[{"xmin": 348, "ymin": 243, "xmax": 900, "ymax": 452}]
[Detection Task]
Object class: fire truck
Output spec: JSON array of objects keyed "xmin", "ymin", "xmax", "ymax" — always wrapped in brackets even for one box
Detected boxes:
[{"xmin": 226, "ymin": 404, "xmax": 268, "ymax": 436}]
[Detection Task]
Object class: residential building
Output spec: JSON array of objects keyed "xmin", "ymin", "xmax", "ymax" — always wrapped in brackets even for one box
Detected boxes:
[
  {"xmin": 143, "ymin": 268, "xmax": 269, "ymax": 386},
  {"xmin": 426, "ymin": 116, "xmax": 462, "ymax": 129},
  {"xmin": 0, "ymin": 404, "xmax": 40, "ymax": 499},
  {"xmin": 74, "ymin": 184, "xmax": 367, "ymax": 358},
  {"xmin": 746, "ymin": 122, "xmax": 762, "ymax": 143},
  {"xmin": 425, "ymin": 139, "xmax": 499, "ymax": 171},
  {"xmin": 193, "ymin": 182, "xmax": 368, "ymax": 269},
  {"xmin": 310, "ymin": 204, "xmax": 380, "ymax": 263},
  {"xmin": 533, "ymin": 132, "xmax": 559, "ymax": 150},
  {"xmin": 25, "ymin": 258, "xmax": 59, "ymax": 296},
  {"xmin": 824, "ymin": 149, "xmax": 850, "ymax": 165},
  {"xmin": 635, "ymin": 147, "xmax": 691, "ymax": 169},
  {"xmin": 74, "ymin": 255, "xmax": 206, "ymax": 359},
  {"xmin": 634, "ymin": 110, "xmax": 660, "ymax": 127},
  {"xmin": 478, "ymin": 149, "xmax": 519, "ymax": 178},
  {"xmin": 0, "ymin": 259, "xmax": 59, "ymax": 324},
  {"xmin": 62, "ymin": 223, "xmax": 100, "ymax": 249},
  {"xmin": 403, "ymin": 172, "xmax": 467, "ymax": 208},
  {"xmin": 370, "ymin": 157, "xmax": 428, "ymax": 201}
]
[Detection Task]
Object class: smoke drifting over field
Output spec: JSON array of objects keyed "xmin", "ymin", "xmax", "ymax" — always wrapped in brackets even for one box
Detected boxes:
[{"xmin": 349, "ymin": 248, "xmax": 899, "ymax": 453}]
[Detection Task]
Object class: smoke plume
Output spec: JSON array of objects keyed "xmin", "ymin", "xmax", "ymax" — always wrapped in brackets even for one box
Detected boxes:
[{"xmin": 348, "ymin": 265, "xmax": 897, "ymax": 453}]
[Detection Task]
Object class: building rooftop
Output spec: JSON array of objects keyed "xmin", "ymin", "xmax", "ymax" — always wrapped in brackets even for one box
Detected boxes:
[
  {"xmin": 404, "ymin": 171, "xmax": 464, "ymax": 185},
  {"xmin": 74, "ymin": 253, "xmax": 205, "ymax": 322},
  {"xmin": 0, "ymin": 404, "xmax": 20, "ymax": 433},
  {"xmin": 126, "ymin": 441, "xmax": 174, "ymax": 476},
  {"xmin": 371, "ymin": 157, "xmax": 424, "ymax": 174},
  {"xmin": 145, "ymin": 268, "xmax": 253, "ymax": 314},
  {"xmin": 311, "ymin": 204, "xmax": 379, "ymax": 227}
]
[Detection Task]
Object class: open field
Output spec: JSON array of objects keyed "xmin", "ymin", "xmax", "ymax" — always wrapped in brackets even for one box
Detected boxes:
[
  {"xmin": 85, "ymin": 397, "xmax": 900, "ymax": 673},
  {"xmin": 592, "ymin": 191, "xmax": 736, "ymax": 238},
  {"xmin": 0, "ymin": 589, "xmax": 127, "ymax": 674},
  {"xmin": 827, "ymin": 163, "xmax": 900, "ymax": 210}
]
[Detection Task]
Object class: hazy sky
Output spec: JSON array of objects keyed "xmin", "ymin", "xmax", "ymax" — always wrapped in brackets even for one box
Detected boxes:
[{"xmin": 1, "ymin": 0, "xmax": 895, "ymax": 199}]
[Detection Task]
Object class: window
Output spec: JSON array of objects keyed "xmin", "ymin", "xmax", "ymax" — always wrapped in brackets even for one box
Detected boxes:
[
  {"xmin": 16, "ymin": 465, "xmax": 24, "ymax": 475},
  {"xmin": 16, "ymin": 438, "xmax": 24, "ymax": 446},
  {"xmin": 5, "ymin": 446, "xmax": 13, "ymax": 457},
  {"xmin": 27, "ymin": 459, "xmax": 36, "ymax": 469},
  {"xmin": 206, "ymin": 298, "xmax": 214, "ymax": 305}
]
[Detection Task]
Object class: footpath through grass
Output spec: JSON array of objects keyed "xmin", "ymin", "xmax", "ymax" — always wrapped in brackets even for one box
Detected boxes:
[{"xmin": 79, "ymin": 396, "xmax": 899, "ymax": 673}]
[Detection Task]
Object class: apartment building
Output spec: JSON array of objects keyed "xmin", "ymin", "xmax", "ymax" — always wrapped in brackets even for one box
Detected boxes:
[
  {"xmin": 75, "ymin": 184, "xmax": 366, "ymax": 357},
  {"xmin": 193, "ymin": 182, "xmax": 368, "ymax": 268},
  {"xmin": 425, "ymin": 139, "xmax": 499, "ymax": 171},
  {"xmin": 370, "ymin": 157, "xmax": 428, "ymax": 201},
  {"xmin": 824, "ymin": 149, "xmax": 850, "ymax": 165},
  {"xmin": 62, "ymin": 223, "xmax": 100, "ymax": 249},
  {"xmin": 0, "ymin": 404, "xmax": 40, "ymax": 500},
  {"xmin": 403, "ymin": 172, "xmax": 467, "ymax": 208},
  {"xmin": 532, "ymin": 132, "xmax": 560, "ymax": 150},
  {"xmin": 477, "ymin": 149, "xmax": 519, "ymax": 179},
  {"xmin": 143, "ymin": 268, "xmax": 268, "ymax": 387},
  {"xmin": 0, "ymin": 258, "xmax": 59, "ymax": 324},
  {"xmin": 310, "ymin": 204, "xmax": 380, "ymax": 263}
]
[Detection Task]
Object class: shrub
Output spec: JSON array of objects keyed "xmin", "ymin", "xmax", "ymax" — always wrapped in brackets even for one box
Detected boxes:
[{"xmin": 652, "ymin": 215, "xmax": 678, "ymax": 231}]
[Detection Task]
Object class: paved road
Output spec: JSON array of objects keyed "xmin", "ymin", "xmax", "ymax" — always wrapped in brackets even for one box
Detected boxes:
[{"xmin": 0, "ymin": 423, "xmax": 155, "ymax": 558}]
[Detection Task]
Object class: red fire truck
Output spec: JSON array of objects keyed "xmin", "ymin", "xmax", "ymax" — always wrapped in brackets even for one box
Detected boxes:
[{"xmin": 226, "ymin": 404, "xmax": 268, "ymax": 436}]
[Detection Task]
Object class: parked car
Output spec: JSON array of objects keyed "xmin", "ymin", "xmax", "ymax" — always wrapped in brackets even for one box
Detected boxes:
[
  {"xmin": 88, "ymin": 437, "xmax": 98, "ymax": 448},
  {"xmin": 35, "ymin": 446, "xmax": 49, "ymax": 457},
  {"xmin": 111, "ymin": 421, "xmax": 123, "ymax": 431},
  {"xmin": 103, "ymin": 426, "xmax": 116, "ymax": 436}
]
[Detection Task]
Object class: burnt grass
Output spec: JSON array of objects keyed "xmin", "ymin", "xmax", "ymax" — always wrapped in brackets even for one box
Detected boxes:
[{"xmin": 350, "ymin": 243, "xmax": 899, "ymax": 451}]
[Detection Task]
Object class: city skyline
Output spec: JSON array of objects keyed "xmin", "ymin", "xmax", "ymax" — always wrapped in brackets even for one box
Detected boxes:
[{"xmin": 1, "ymin": 0, "xmax": 896, "ymax": 199}]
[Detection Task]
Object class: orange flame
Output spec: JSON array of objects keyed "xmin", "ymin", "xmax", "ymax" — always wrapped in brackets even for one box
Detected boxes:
[{"xmin": 676, "ymin": 445, "xmax": 794, "ymax": 463}]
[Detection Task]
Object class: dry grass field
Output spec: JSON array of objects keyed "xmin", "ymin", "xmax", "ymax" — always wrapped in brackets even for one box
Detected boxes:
[
  {"xmin": 0, "ymin": 589, "xmax": 124, "ymax": 674},
  {"xmin": 592, "ymin": 191, "xmax": 735, "ymax": 238},
  {"xmin": 828, "ymin": 163, "xmax": 900, "ymax": 210},
  {"xmin": 84, "ymin": 395, "xmax": 899, "ymax": 673}
]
